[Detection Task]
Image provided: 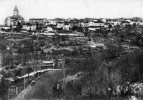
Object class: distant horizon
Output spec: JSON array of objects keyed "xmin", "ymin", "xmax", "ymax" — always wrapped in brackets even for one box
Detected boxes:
[{"xmin": 1, "ymin": 0, "xmax": 143, "ymax": 24}]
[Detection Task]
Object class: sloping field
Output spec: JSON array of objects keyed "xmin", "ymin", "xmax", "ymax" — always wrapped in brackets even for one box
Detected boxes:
[{"xmin": 14, "ymin": 70, "xmax": 64, "ymax": 100}]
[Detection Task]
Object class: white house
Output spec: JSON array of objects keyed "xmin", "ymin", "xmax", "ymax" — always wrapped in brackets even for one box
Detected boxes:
[
  {"xmin": 57, "ymin": 23, "xmax": 64, "ymax": 28},
  {"xmin": 88, "ymin": 20, "xmax": 104, "ymax": 27},
  {"xmin": 88, "ymin": 26, "xmax": 101, "ymax": 31},
  {"xmin": 48, "ymin": 19, "xmax": 57, "ymax": 25}
]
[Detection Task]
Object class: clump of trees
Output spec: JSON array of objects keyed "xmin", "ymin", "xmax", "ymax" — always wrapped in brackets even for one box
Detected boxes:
[{"xmin": 64, "ymin": 43, "xmax": 143, "ymax": 99}]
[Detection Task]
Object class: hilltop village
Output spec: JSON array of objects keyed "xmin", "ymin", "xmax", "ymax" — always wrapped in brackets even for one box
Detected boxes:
[{"xmin": 1, "ymin": 6, "xmax": 143, "ymax": 100}]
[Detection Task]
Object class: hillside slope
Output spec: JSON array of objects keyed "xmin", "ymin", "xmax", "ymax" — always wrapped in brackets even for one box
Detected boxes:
[{"xmin": 14, "ymin": 70, "xmax": 64, "ymax": 100}]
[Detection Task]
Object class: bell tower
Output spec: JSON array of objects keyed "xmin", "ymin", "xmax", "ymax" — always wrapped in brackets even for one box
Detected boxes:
[{"xmin": 14, "ymin": 5, "xmax": 19, "ymax": 16}]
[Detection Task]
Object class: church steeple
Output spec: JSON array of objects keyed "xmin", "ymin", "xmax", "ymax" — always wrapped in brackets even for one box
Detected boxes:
[{"xmin": 14, "ymin": 5, "xmax": 19, "ymax": 16}]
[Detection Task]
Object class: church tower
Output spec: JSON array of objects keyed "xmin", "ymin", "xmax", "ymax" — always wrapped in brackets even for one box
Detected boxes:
[
  {"xmin": 5, "ymin": 5, "xmax": 24, "ymax": 26},
  {"xmin": 14, "ymin": 5, "xmax": 19, "ymax": 16}
]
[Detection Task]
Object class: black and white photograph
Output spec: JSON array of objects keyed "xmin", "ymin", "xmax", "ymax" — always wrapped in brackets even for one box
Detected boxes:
[{"xmin": 0, "ymin": 0, "xmax": 143, "ymax": 100}]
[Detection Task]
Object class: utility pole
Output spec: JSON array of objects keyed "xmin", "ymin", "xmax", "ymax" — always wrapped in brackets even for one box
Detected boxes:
[
  {"xmin": 24, "ymin": 77, "xmax": 25, "ymax": 90},
  {"xmin": 7, "ymin": 87, "xmax": 9, "ymax": 100},
  {"xmin": 62, "ymin": 60, "xmax": 65, "ymax": 78},
  {"xmin": 16, "ymin": 86, "xmax": 18, "ymax": 96},
  {"xmin": 0, "ymin": 51, "xmax": 2, "ymax": 68}
]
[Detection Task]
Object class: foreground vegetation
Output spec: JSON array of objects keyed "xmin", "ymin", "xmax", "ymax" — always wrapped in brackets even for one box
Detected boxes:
[{"xmin": 63, "ymin": 45, "xmax": 143, "ymax": 99}]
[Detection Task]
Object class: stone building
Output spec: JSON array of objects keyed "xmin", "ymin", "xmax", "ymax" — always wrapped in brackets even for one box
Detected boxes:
[
  {"xmin": 5, "ymin": 6, "xmax": 24, "ymax": 26},
  {"xmin": 29, "ymin": 18, "xmax": 48, "ymax": 25}
]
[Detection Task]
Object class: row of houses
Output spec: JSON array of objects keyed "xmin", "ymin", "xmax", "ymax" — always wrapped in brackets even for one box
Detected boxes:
[
  {"xmin": 2, "ymin": 6, "xmax": 143, "ymax": 33},
  {"xmin": 23, "ymin": 17, "xmax": 143, "ymax": 32},
  {"xmin": 1, "ymin": 18, "xmax": 143, "ymax": 33},
  {"xmin": 2, "ymin": 5, "xmax": 143, "ymax": 33}
]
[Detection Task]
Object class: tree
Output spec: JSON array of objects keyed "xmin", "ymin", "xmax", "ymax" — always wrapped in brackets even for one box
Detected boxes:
[
  {"xmin": 102, "ymin": 43, "xmax": 123, "ymax": 62},
  {"xmin": 0, "ymin": 77, "xmax": 9, "ymax": 100},
  {"xmin": 16, "ymin": 21, "xmax": 22, "ymax": 32},
  {"xmin": 36, "ymin": 22, "xmax": 39, "ymax": 30}
]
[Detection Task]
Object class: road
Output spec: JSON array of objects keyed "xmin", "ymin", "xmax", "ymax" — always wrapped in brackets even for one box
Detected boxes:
[{"xmin": 14, "ymin": 70, "xmax": 64, "ymax": 100}]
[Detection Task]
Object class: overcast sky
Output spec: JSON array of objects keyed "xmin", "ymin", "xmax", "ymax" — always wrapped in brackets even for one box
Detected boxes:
[{"xmin": 0, "ymin": 0, "xmax": 143, "ymax": 24}]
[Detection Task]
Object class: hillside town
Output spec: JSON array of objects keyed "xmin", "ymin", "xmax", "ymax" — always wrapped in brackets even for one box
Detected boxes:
[{"xmin": 1, "ymin": 5, "xmax": 143, "ymax": 100}]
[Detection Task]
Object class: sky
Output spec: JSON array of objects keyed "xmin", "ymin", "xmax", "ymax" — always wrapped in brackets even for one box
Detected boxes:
[{"xmin": 0, "ymin": 0, "xmax": 143, "ymax": 24}]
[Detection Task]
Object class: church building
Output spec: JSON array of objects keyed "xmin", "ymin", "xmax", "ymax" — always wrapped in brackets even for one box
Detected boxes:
[{"xmin": 5, "ymin": 6, "xmax": 24, "ymax": 26}]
